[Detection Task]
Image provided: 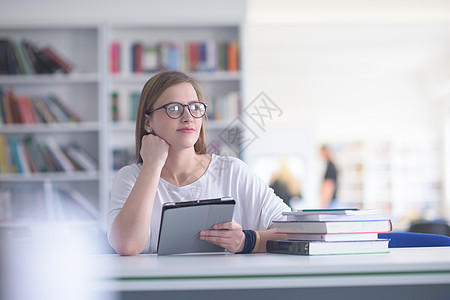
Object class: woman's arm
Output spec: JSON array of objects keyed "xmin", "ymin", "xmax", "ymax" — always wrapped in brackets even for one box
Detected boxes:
[{"xmin": 109, "ymin": 134, "xmax": 168, "ymax": 256}]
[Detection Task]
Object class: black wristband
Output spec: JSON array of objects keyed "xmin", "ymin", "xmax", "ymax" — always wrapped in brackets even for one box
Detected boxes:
[{"xmin": 237, "ymin": 230, "xmax": 256, "ymax": 254}]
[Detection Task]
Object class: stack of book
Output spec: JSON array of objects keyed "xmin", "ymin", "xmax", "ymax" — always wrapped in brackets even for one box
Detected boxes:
[{"xmin": 267, "ymin": 209, "xmax": 392, "ymax": 255}]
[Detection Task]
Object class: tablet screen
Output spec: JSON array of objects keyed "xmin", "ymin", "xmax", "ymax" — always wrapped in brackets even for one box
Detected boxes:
[{"xmin": 157, "ymin": 197, "xmax": 235, "ymax": 255}]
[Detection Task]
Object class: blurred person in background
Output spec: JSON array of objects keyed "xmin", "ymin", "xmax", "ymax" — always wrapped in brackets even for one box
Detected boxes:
[{"xmin": 320, "ymin": 145, "xmax": 338, "ymax": 208}]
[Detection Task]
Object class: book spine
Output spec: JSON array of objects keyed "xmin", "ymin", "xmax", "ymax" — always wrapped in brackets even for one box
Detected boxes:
[
  {"xmin": 143, "ymin": 44, "xmax": 158, "ymax": 72},
  {"xmin": 218, "ymin": 42, "xmax": 228, "ymax": 71},
  {"xmin": 36, "ymin": 140, "xmax": 61, "ymax": 172},
  {"xmin": 44, "ymin": 136, "xmax": 76, "ymax": 172},
  {"xmin": 157, "ymin": 42, "xmax": 169, "ymax": 70},
  {"xmin": 111, "ymin": 92, "xmax": 119, "ymax": 122},
  {"xmin": 22, "ymin": 142, "xmax": 37, "ymax": 173},
  {"xmin": 63, "ymin": 144, "xmax": 97, "ymax": 171},
  {"xmin": 42, "ymin": 95, "xmax": 69, "ymax": 122},
  {"xmin": 0, "ymin": 134, "xmax": 13, "ymax": 173},
  {"xmin": 20, "ymin": 41, "xmax": 39, "ymax": 73},
  {"xmin": 9, "ymin": 93, "xmax": 22, "ymax": 123},
  {"xmin": 24, "ymin": 136, "xmax": 48, "ymax": 172},
  {"xmin": 206, "ymin": 40, "xmax": 217, "ymax": 72},
  {"xmin": 16, "ymin": 140, "xmax": 31, "ymax": 174},
  {"xmin": 227, "ymin": 40, "xmax": 239, "ymax": 71},
  {"xmin": 49, "ymin": 94, "xmax": 81, "ymax": 122},
  {"xmin": 34, "ymin": 97, "xmax": 56, "ymax": 123},
  {"xmin": 5, "ymin": 40, "xmax": 20, "ymax": 75},
  {"xmin": 129, "ymin": 92, "xmax": 140, "ymax": 122},
  {"xmin": 135, "ymin": 43, "xmax": 143, "ymax": 73},
  {"xmin": 12, "ymin": 41, "xmax": 33, "ymax": 74},
  {"xmin": 0, "ymin": 40, "xmax": 9, "ymax": 74},
  {"xmin": 2, "ymin": 90, "xmax": 14, "ymax": 124},
  {"xmin": 0, "ymin": 134, "xmax": 8, "ymax": 173},
  {"xmin": 110, "ymin": 41, "xmax": 121, "ymax": 73},
  {"xmin": 42, "ymin": 46, "xmax": 74, "ymax": 73},
  {"xmin": 167, "ymin": 42, "xmax": 179, "ymax": 70},
  {"xmin": 8, "ymin": 136, "xmax": 23, "ymax": 173},
  {"xmin": 266, "ymin": 240, "xmax": 310, "ymax": 255},
  {"xmin": 17, "ymin": 97, "xmax": 35, "ymax": 124}
]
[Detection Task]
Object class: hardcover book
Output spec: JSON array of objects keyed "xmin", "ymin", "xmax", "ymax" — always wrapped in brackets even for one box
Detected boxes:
[
  {"xmin": 267, "ymin": 239, "xmax": 390, "ymax": 256},
  {"xmin": 282, "ymin": 232, "xmax": 379, "ymax": 242},
  {"xmin": 273, "ymin": 219, "xmax": 393, "ymax": 234}
]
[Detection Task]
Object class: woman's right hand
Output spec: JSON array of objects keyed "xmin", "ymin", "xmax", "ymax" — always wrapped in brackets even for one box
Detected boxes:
[{"xmin": 140, "ymin": 133, "xmax": 169, "ymax": 169}]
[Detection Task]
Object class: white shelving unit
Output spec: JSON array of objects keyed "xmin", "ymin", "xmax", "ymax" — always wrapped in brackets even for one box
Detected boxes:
[
  {"xmin": 330, "ymin": 135, "xmax": 443, "ymax": 228},
  {"xmin": 0, "ymin": 20, "xmax": 244, "ymax": 235},
  {"xmin": 0, "ymin": 23, "xmax": 106, "ymax": 234}
]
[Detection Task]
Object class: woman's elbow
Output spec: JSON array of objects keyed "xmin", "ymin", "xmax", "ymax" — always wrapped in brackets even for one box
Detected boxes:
[{"xmin": 110, "ymin": 239, "xmax": 144, "ymax": 256}]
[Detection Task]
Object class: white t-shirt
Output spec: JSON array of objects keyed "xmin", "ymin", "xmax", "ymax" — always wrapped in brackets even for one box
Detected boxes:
[{"xmin": 107, "ymin": 154, "xmax": 291, "ymax": 253}]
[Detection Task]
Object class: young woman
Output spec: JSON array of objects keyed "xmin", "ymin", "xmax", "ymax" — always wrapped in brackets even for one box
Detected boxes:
[{"xmin": 107, "ymin": 70, "xmax": 290, "ymax": 255}]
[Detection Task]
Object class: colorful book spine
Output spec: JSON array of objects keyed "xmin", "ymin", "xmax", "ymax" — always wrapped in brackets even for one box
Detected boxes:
[
  {"xmin": 0, "ymin": 89, "xmax": 81, "ymax": 124},
  {"xmin": 110, "ymin": 41, "xmax": 121, "ymax": 73}
]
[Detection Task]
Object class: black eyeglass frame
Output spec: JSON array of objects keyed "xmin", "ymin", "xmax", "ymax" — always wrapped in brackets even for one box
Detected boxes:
[{"xmin": 146, "ymin": 101, "xmax": 208, "ymax": 119}]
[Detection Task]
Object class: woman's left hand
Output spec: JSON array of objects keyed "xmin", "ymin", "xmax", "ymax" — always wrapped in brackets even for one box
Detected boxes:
[{"xmin": 199, "ymin": 220, "xmax": 245, "ymax": 253}]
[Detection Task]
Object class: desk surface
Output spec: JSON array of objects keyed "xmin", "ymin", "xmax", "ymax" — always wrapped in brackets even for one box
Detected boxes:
[{"xmin": 94, "ymin": 247, "xmax": 450, "ymax": 292}]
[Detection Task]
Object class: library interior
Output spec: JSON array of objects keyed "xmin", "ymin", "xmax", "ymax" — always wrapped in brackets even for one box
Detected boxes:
[{"xmin": 1, "ymin": 1, "xmax": 450, "ymax": 299}]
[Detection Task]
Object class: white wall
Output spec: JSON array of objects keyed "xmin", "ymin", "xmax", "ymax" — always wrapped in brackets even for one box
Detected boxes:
[
  {"xmin": 246, "ymin": 1, "xmax": 450, "ymax": 142},
  {"xmin": 0, "ymin": 0, "xmax": 245, "ymax": 23}
]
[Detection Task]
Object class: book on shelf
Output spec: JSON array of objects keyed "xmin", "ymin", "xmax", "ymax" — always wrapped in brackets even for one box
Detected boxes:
[
  {"xmin": 0, "ymin": 39, "xmax": 75, "ymax": 75},
  {"xmin": 0, "ymin": 88, "xmax": 81, "ymax": 124},
  {"xmin": 42, "ymin": 46, "xmax": 74, "ymax": 73},
  {"xmin": 113, "ymin": 39, "xmax": 240, "ymax": 74},
  {"xmin": 110, "ymin": 41, "xmax": 121, "ymax": 73},
  {"xmin": 63, "ymin": 143, "xmax": 97, "ymax": 172},
  {"xmin": 129, "ymin": 92, "xmax": 140, "ymax": 121},
  {"xmin": 0, "ymin": 134, "xmax": 9, "ymax": 173},
  {"xmin": 206, "ymin": 91, "xmax": 240, "ymax": 121},
  {"xmin": 111, "ymin": 92, "xmax": 119, "ymax": 122},
  {"xmin": 266, "ymin": 239, "xmax": 390, "ymax": 256},
  {"xmin": 273, "ymin": 219, "xmax": 393, "ymax": 234},
  {"xmin": 0, "ymin": 135, "xmax": 97, "ymax": 174}
]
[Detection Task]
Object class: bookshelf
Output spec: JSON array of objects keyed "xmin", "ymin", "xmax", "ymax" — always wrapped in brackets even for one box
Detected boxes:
[
  {"xmin": 0, "ymin": 21, "xmax": 244, "ymax": 235},
  {"xmin": 329, "ymin": 134, "xmax": 443, "ymax": 228},
  {"xmin": 0, "ymin": 23, "xmax": 105, "ymax": 234}
]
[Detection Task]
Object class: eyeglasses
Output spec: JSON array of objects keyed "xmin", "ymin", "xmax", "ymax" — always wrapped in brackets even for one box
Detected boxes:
[{"xmin": 147, "ymin": 102, "xmax": 207, "ymax": 119}]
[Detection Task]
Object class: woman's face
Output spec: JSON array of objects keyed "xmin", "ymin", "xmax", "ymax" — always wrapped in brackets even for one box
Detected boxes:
[{"xmin": 146, "ymin": 82, "xmax": 204, "ymax": 150}]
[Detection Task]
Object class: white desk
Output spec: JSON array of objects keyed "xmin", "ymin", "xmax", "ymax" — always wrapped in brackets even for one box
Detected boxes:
[{"xmin": 94, "ymin": 247, "xmax": 450, "ymax": 300}]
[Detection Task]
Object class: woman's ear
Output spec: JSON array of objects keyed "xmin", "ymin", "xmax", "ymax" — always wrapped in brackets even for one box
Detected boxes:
[{"xmin": 144, "ymin": 114, "xmax": 152, "ymax": 133}]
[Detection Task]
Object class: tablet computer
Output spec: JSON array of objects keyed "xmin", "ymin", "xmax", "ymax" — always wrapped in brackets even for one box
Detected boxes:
[{"xmin": 157, "ymin": 197, "xmax": 235, "ymax": 255}]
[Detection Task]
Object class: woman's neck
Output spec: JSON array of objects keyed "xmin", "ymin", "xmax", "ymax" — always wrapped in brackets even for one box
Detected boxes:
[{"xmin": 161, "ymin": 148, "xmax": 210, "ymax": 187}]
